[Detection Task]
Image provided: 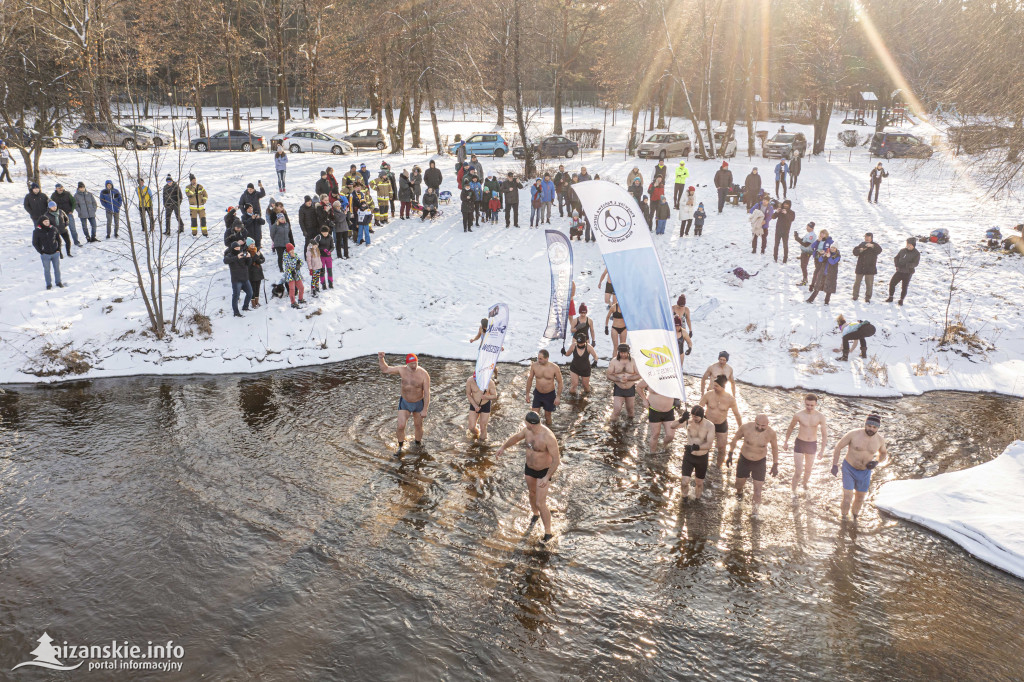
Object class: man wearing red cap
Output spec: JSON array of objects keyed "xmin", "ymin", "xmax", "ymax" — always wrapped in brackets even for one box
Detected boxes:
[
  {"xmin": 378, "ymin": 351, "xmax": 431, "ymax": 455},
  {"xmin": 713, "ymin": 161, "xmax": 733, "ymax": 214}
]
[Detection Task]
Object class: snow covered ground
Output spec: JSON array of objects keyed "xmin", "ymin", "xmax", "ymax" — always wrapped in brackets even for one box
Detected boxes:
[
  {"xmin": 1, "ymin": 108, "xmax": 1022, "ymax": 396},
  {"xmin": 876, "ymin": 440, "xmax": 1024, "ymax": 579}
]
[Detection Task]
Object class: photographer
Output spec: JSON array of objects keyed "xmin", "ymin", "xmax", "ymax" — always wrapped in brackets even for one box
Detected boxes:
[
  {"xmin": 772, "ymin": 199, "xmax": 795, "ymax": 263},
  {"xmin": 500, "ymin": 172, "xmax": 523, "ymax": 228}
]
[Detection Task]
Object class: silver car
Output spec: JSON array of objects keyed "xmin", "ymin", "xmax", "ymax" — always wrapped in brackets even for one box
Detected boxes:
[
  {"xmin": 73, "ymin": 122, "xmax": 152, "ymax": 150},
  {"xmin": 124, "ymin": 123, "xmax": 172, "ymax": 146},
  {"xmin": 636, "ymin": 132, "xmax": 691, "ymax": 159},
  {"xmin": 277, "ymin": 129, "xmax": 354, "ymax": 155}
]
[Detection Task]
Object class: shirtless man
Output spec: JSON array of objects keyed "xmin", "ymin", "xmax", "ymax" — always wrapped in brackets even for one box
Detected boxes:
[
  {"xmin": 701, "ymin": 350, "xmax": 736, "ymax": 395},
  {"xmin": 607, "ymin": 343, "xmax": 640, "ymax": 421},
  {"xmin": 466, "ymin": 372, "xmax": 498, "ymax": 440},
  {"xmin": 728, "ymin": 414, "xmax": 780, "ymax": 517},
  {"xmin": 680, "ymin": 405, "xmax": 715, "ymax": 499},
  {"xmin": 526, "ymin": 350, "xmax": 563, "ymax": 426},
  {"xmin": 378, "ymin": 352, "xmax": 431, "ymax": 455},
  {"xmin": 495, "ymin": 411, "xmax": 561, "ymax": 542},
  {"xmin": 783, "ymin": 393, "xmax": 829, "ymax": 495},
  {"xmin": 699, "ymin": 374, "xmax": 743, "ymax": 467},
  {"xmin": 637, "ymin": 379, "xmax": 685, "ymax": 453},
  {"xmin": 830, "ymin": 414, "xmax": 890, "ymax": 519}
]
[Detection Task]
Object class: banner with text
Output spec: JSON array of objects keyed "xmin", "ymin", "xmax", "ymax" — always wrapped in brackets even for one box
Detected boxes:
[
  {"xmin": 543, "ymin": 230, "xmax": 574, "ymax": 340},
  {"xmin": 475, "ymin": 303, "xmax": 509, "ymax": 392}
]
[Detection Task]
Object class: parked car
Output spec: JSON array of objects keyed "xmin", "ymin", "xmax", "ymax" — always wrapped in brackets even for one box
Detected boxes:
[
  {"xmin": 948, "ymin": 124, "xmax": 1009, "ymax": 154},
  {"xmin": 342, "ymin": 129, "xmax": 386, "ymax": 150},
  {"xmin": 190, "ymin": 130, "xmax": 265, "ymax": 152},
  {"xmin": 73, "ymin": 122, "xmax": 152, "ymax": 150},
  {"xmin": 448, "ymin": 133, "xmax": 510, "ymax": 157},
  {"xmin": 275, "ymin": 129, "xmax": 354, "ymax": 155},
  {"xmin": 869, "ymin": 132, "xmax": 933, "ymax": 159},
  {"xmin": 124, "ymin": 123, "xmax": 172, "ymax": 146},
  {"xmin": 0, "ymin": 125, "xmax": 57, "ymax": 148},
  {"xmin": 512, "ymin": 135, "xmax": 579, "ymax": 159},
  {"xmin": 762, "ymin": 131, "xmax": 807, "ymax": 159},
  {"xmin": 694, "ymin": 127, "xmax": 737, "ymax": 159},
  {"xmin": 636, "ymin": 132, "xmax": 691, "ymax": 159}
]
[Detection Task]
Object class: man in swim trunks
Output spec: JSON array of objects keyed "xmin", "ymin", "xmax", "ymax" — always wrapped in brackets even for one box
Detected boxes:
[
  {"xmin": 466, "ymin": 371, "xmax": 498, "ymax": 440},
  {"xmin": 495, "ymin": 411, "xmax": 561, "ymax": 542},
  {"xmin": 700, "ymin": 350, "xmax": 736, "ymax": 395},
  {"xmin": 681, "ymin": 405, "xmax": 715, "ymax": 499},
  {"xmin": 830, "ymin": 414, "xmax": 890, "ymax": 520},
  {"xmin": 378, "ymin": 351, "xmax": 431, "ymax": 455},
  {"xmin": 699, "ymin": 374, "xmax": 743, "ymax": 467},
  {"xmin": 607, "ymin": 343, "xmax": 640, "ymax": 421},
  {"xmin": 637, "ymin": 379, "xmax": 684, "ymax": 454},
  {"xmin": 526, "ymin": 349, "xmax": 562, "ymax": 426},
  {"xmin": 783, "ymin": 393, "xmax": 829, "ymax": 496},
  {"xmin": 728, "ymin": 414, "xmax": 779, "ymax": 517}
]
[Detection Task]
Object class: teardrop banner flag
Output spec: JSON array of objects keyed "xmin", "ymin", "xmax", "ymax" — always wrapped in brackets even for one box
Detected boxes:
[
  {"xmin": 543, "ymin": 230, "xmax": 574, "ymax": 340},
  {"xmin": 475, "ymin": 302, "xmax": 509, "ymax": 392},
  {"xmin": 571, "ymin": 180, "xmax": 686, "ymax": 402}
]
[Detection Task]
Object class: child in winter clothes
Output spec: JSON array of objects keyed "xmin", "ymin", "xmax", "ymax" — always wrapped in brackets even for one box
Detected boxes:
[
  {"xmin": 306, "ymin": 237, "xmax": 323, "ymax": 298},
  {"xmin": 318, "ymin": 227, "xmax": 335, "ymax": 289},
  {"xmin": 693, "ymin": 203, "xmax": 706, "ymax": 236},
  {"xmin": 488, "ymin": 191, "xmax": 501, "ymax": 224},
  {"xmin": 357, "ymin": 202, "xmax": 373, "ymax": 245},
  {"xmin": 282, "ymin": 243, "xmax": 305, "ymax": 308},
  {"xmin": 246, "ymin": 238, "xmax": 266, "ymax": 308}
]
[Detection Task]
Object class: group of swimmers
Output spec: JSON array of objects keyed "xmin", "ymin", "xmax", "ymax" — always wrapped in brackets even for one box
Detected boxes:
[{"xmin": 378, "ymin": 343, "xmax": 891, "ymax": 542}]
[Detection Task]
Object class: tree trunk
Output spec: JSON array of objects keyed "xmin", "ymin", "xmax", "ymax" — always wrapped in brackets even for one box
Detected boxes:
[
  {"xmin": 228, "ymin": 58, "xmax": 242, "ymax": 129},
  {"xmin": 425, "ymin": 73, "xmax": 442, "ymax": 154},
  {"xmin": 193, "ymin": 63, "xmax": 206, "ymax": 138},
  {"xmin": 274, "ymin": 0, "xmax": 288, "ymax": 134},
  {"xmin": 628, "ymin": 95, "xmax": 642, "ymax": 154},
  {"xmin": 657, "ymin": 82, "xmax": 667, "ymax": 129},
  {"xmin": 384, "ymin": 95, "xmax": 398, "ymax": 151},
  {"xmin": 394, "ymin": 94, "xmax": 409, "ymax": 152},
  {"xmin": 512, "ymin": 0, "xmax": 535, "ymax": 177},
  {"xmin": 343, "ymin": 87, "xmax": 349, "ymax": 132},
  {"xmin": 553, "ymin": 75, "xmax": 563, "ymax": 134},
  {"xmin": 411, "ymin": 84, "xmax": 422, "ymax": 148},
  {"xmin": 813, "ymin": 99, "xmax": 832, "ymax": 154}
]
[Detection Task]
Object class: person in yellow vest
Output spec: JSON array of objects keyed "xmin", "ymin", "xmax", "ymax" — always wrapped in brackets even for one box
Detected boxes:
[
  {"xmin": 371, "ymin": 171, "xmax": 392, "ymax": 226},
  {"xmin": 673, "ymin": 159, "xmax": 690, "ymax": 209},
  {"xmin": 184, "ymin": 174, "xmax": 209, "ymax": 236},
  {"xmin": 135, "ymin": 178, "xmax": 155, "ymax": 232}
]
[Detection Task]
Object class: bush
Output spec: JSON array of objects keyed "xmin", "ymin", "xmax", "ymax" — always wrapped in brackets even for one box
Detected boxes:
[{"xmin": 837, "ymin": 130, "xmax": 860, "ymax": 147}]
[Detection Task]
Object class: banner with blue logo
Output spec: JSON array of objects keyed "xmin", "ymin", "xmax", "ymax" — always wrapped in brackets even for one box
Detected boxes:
[
  {"xmin": 543, "ymin": 230, "xmax": 574, "ymax": 340},
  {"xmin": 475, "ymin": 303, "xmax": 509, "ymax": 392},
  {"xmin": 571, "ymin": 181, "xmax": 686, "ymax": 402}
]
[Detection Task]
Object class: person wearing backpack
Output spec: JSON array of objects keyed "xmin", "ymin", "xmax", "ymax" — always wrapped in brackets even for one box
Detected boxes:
[
  {"xmin": 836, "ymin": 315, "xmax": 876, "ymax": 361},
  {"xmin": 851, "ymin": 233, "xmax": 882, "ymax": 303}
]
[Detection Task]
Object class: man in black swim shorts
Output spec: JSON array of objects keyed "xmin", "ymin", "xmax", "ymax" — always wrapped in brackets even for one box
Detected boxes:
[
  {"xmin": 495, "ymin": 411, "xmax": 562, "ymax": 543},
  {"xmin": 607, "ymin": 343, "xmax": 640, "ymax": 421},
  {"xmin": 526, "ymin": 350, "xmax": 562, "ymax": 426},
  {"xmin": 681, "ymin": 405, "xmax": 716, "ymax": 499},
  {"xmin": 466, "ymin": 371, "xmax": 498, "ymax": 440}
]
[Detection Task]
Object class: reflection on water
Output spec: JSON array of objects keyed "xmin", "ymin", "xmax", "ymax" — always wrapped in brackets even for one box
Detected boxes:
[{"xmin": 0, "ymin": 357, "xmax": 1021, "ymax": 681}]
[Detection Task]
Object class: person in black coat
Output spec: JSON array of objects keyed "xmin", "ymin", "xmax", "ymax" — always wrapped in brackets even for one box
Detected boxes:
[
  {"xmin": 330, "ymin": 206, "xmax": 349, "ymax": 259},
  {"xmin": 24, "ymin": 182, "xmax": 49, "ymax": 231},
  {"xmin": 33, "ymin": 216, "xmax": 64, "ymax": 289},
  {"xmin": 500, "ymin": 172, "xmax": 523, "ymax": 228},
  {"xmin": 242, "ymin": 205, "xmax": 265, "ymax": 249},
  {"xmin": 162, "ymin": 175, "xmax": 185, "ymax": 234},
  {"xmin": 713, "ymin": 162, "xmax": 733, "ymax": 213},
  {"xmin": 238, "ymin": 182, "xmax": 266, "ymax": 215},
  {"xmin": 771, "ymin": 199, "xmax": 796, "ymax": 263},
  {"xmin": 851, "ymin": 233, "xmax": 882, "ymax": 302},
  {"xmin": 298, "ymin": 196, "xmax": 318, "ymax": 249},
  {"xmin": 223, "ymin": 218, "xmax": 248, "ymax": 247},
  {"xmin": 424, "ymin": 160, "xmax": 442, "ymax": 193},
  {"xmin": 885, "ymin": 237, "xmax": 920, "ymax": 305},
  {"xmin": 421, "ymin": 187, "xmax": 439, "ymax": 221},
  {"xmin": 460, "ymin": 183, "xmax": 475, "ymax": 233},
  {"xmin": 247, "ymin": 242, "xmax": 266, "ymax": 308},
  {"xmin": 868, "ymin": 163, "xmax": 888, "ymax": 203},
  {"xmin": 224, "ymin": 240, "xmax": 253, "ymax": 317},
  {"xmin": 639, "ymin": 196, "xmax": 652, "ymax": 230},
  {"xmin": 789, "ymin": 153, "xmax": 802, "ymax": 189},
  {"xmin": 743, "ymin": 169, "xmax": 762, "ymax": 210},
  {"xmin": 314, "ymin": 171, "xmax": 330, "ymax": 199}
]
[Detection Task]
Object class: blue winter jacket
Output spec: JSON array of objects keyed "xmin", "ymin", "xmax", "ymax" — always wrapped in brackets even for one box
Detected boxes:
[
  {"xmin": 774, "ymin": 161, "xmax": 788, "ymax": 181},
  {"xmin": 100, "ymin": 182, "xmax": 123, "ymax": 213},
  {"xmin": 470, "ymin": 180, "xmax": 483, "ymax": 201},
  {"xmin": 540, "ymin": 179, "xmax": 556, "ymax": 202},
  {"xmin": 811, "ymin": 236, "xmax": 833, "ymax": 254}
]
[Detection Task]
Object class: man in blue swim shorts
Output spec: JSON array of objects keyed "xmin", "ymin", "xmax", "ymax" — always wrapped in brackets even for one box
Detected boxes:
[
  {"xmin": 378, "ymin": 351, "xmax": 431, "ymax": 456},
  {"xmin": 830, "ymin": 413, "xmax": 890, "ymax": 520}
]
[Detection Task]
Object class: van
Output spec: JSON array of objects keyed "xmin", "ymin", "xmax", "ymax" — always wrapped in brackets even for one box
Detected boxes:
[{"xmin": 869, "ymin": 132, "xmax": 933, "ymax": 159}]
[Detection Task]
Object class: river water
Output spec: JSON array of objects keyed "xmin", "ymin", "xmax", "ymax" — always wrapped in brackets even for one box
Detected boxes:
[{"xmin": 0, "ymin": 357, "xmax": 1021, "ymax": 681}]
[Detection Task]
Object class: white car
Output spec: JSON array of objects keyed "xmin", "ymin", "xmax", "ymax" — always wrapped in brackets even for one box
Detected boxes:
[
  {"xmin": 277, "ymin": 129, "xmax": 354, "ymax": 155},
  {"xmin": 124, "ymin": 123, "xmax": 173, "ymax": 147}
]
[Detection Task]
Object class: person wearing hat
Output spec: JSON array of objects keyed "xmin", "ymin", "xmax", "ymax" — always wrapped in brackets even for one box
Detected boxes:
[
  {"xmin": 773, "ymin": 158, "xmax": 788, "ymax": 199},
  {"xmin": 371, "ymin": 170, "xmax": 392, "ymax": 225},
  {"xmin": 830, "ymin": 414, "xmax": 890, "ymax": 519},
  {"xmin": 50, "ymin": 182, "xmax": 81, "ymax": 246},
  {"xmin": 282, "ymin": 243, "xmax": 305, "ymax": 308},
  {"xmin": 466, "ymin": 370, "xmax": 498, "ymax": 441},
  {"xmin": 794, "ymin": 221, "xmax": 816, "ymax": 285},
  {"xmin": 330, "ymin": 200, "xmax": 350, "ymax": 259},
  {"xmin": 851, "ymin": 232, "xmax": 882, "ymax": 302},
  {"xmin": 627, "ymin": 175, "xmax": 644, "ymax": 205},
  {"xmin": 789, "ymin": 151, "xmax": 802, "ymax": 189},
  {"xmin": 743, "ymin": 167, "xmax": 761, "ymax": 210},
  {"xmin": 673, "ymin": 158, "xmax": 690, "ymax": 209},
  {"xmin": 468, "ymin": 154, "xmax": 484, "ymax": 181},
  {"xmin": 0, "ymin": 139, "xmax": 14, "ymax": 183},
  {"xmin": 868, "ymin": 162, "xmax": 888, "ymax": 204},
  {"xmin": 500, "ymin": 172, "xmax": 523, "ymax": 228},
  {"xmin": 700, "ymin": 373, "xmax": 743, "ymax": 468},
  {"xmin": 44, "ymin": 200, "xmax": 73, "ymax": 256},
  {"xmin": 560, "ymin": 331, "xmax": 598, "ymax": 395},
  {"xmin": 184, "ymin": 174, "xmax": 208, "ymax": 236},
  {"xmin": 639, "ymin": 194, "xmax": 652, "ymax": 230},
  {"xmin": 223, "ymin": 206, "xmax": 239, "ymax": 231},
  {"xmin": 99, "ymin": 179, "xmax": 123, "ymax": 238},
  {"xmin": 33, "ymin": 215, "xmax": 65, "ymax": 289},
  {"xmin": 315, "ymin": 170, "xmax": 330, "ymax": 198},
  {"xmin": 714, "ymin": 161, "xmax": 733, "ymax": 213},
  {"xmin": 162, "ymin": 175, "xmax": 185, "ymax": 235},
  {"xmin": 269, "ymin": 211, "xmax": 294, "ymax": 272},
  {"xmin": 135, "ymin": 177, "xmax": 155, "ymax": 233},
  {"xmin": 74, "ymin": 182, "xmax": 99, "ymax": 242},
  {"xmin": 24, "ymin": 181, "xmax": 49, "ymax": 233},
  {"xmin": 607, "ymin": 343, "xmax": 641, "ymax": 421},
  {"xmin": 727, "ymin": 413, "xmax": 780, "ymax": 517},
  {"xmin": 692, "ymin": 201, "xmax": 706, "ymax": 237},
  {"xmin": 378, "ymin": 352, "xmax": 432, "ymax": 456},
  {"xmin": 245, "ymin": 237, "xmax": 266, "ymax": 308},
  {"xmin": 238, "ymin": 180, "xmax": 266, "ymax": 217},
  {"xmin": 494, "ymin": 411, "xmax": 561, "ymax": 543},
  {"xmin": 242, "ymin": 204, "xmax": 265, "ymax": 249},
  {"xmin": 298, "ymin": 195, "xmax": 318, "ymax": 249},
  {"xmin": 656, "ymin": 196, "xmax": 672, "ymax": 235},
  {"xmin": 223, "ymin": 217, "xmax": 248, "ymax": 248},
  {"xmin": 424, "ymin": 160, "xmax": 442, "ymax": 195},
  {"xmin": 806, "ymin": 242, "xmax": 841, "ymax": 304},
  {"xmin": 223, "ymin": 236, "xmax": 253, "ymax": 317},
  {"xmin": 885, "ymin": 237, "xmax": 920, "ymax": 306},
  {"xmin": 771, "ymin": 198, "xmax": 796, "ymax": 263}
]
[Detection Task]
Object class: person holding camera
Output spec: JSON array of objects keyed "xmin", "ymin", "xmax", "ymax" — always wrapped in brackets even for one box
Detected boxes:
[{"xmin": 772, "ymin": 199, "xmax": 796, "ymax": 263}]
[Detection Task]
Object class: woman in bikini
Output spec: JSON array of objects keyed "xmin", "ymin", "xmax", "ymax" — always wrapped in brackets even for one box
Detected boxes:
[{"xmin": 605, "ymin": 295, "xmax": 628, "ymax": 350}]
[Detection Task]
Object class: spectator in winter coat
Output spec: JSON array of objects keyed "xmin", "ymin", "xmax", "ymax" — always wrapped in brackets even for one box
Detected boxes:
[
  {"xmin": 330, "ymin": 201, "xmax": 349, "ymax": 259},
  {"xmin": 809, "ymin": 228, "xmax": 833, "ymax": 285},
  {"xmin": 795, "ymin": 221, "xmax": 816, "ymax": 285},
  {"xmin": 655, "ymin": 196, "xmax": 671, "ymax": 234},
  {"xmin": 501, "ymin": 173, "xmax": 523, "ymax": 227},
  {"xmin": 424, "ymin": 161, "xmax": 442, "ymax": 193},
  {"xmin": 246, "ymin": 239, "xmax": 266, "ymax": 308},
  {"xmin": 693, "ymin": 203, "xmax": 706, "ymax": 236},
  {"xmin": 749, "ymin": 203, "xmax": 765, "ymax": 254},
  {"xmin": 835, "ymin": 315, "xmax": 876, "ymax": 360},
  {"xmin": 74, "ymin": 182, "xmax": 99, "ymax": 242},
  {"xmin": 421, "ymin": 187, "xmax": 439, "ymax": 221},
  {"xmin": 315, "ymin": 171, "xmax": 330, "ymax": 198},
  {"xmin": 274, "ymin": 148, "xmax": 288, "ymax": 192},
  {"xmin": 242, "ymin": 205, "xmax": 265, "ymax": 249},
  {"xmin": 554, "ymin": 165, "xmax": 571, "ymax": 216},
  {"xmin": 639, "ymin": 196, "xmax": 652, "ymax": 230},
  {"xmin": 460, "ymin": 183, "xmax": 476, "ymax": 233},
  {"xmin": 852, "ymin": 233, "xmax": 882, "ymax": 302},
  {"xmin": 648, "ymin": 177, "xmax": 666, "ymax": 206},
  {"xmin": 303, "ymin": 236, "xmax": 323, "ymax": 297},
  {"xmin": 24, "ymin": 182, "xmax": 49, "ymax": 231},
  {"xmin": 483, "ymin": 174, "xmax": 501, "ymax": 208},
  {"xmin": 298, "ymin": 196, "xmax": 318, "ymax": 248},
  {"xmin": 224, "ymin": 218, "xmax": 248, "ymax": 248},
  {"xmin": 713, "ymin": 162, "xmax": 733, "ymax": 214},
  {"xmin": 317, "ymin": 227, "xmax": 334, "ymax": 290},
  {"xmin": 238, "ymin": 181, "xmax": 266, "ymax": 216},
  {"xmin": 326, "ymin": 167, "xmax": 341, "ymax": 202},
  {"xmin": 358, "ymin": 163, "xmax": 370, "ymax": 186},
  {"xmin": 50, "ymin": 183, "xmax": 81, "ymax": 246},
  {"xmin": 455, "ymin": 139, "xmax": 467, "ymax": 168},
  {"xmin": 224, "ymin": 240, "xmax": 253, "ymax": 317},
  {"xmin": 577, "ymin": 167, "xmax": 592, "ymax": 183},
  {"xmin": 673, "ymin": 160, "xmax": 690, "ymax": 209},
  {"xmin": 398, "ymin": 170, "xmax": 414, "ymax": 219},
  {"xmin": 807, "ymin": 244, "xmax": 841, "ymax": 304},
  {"xmin": 868, "ymin": 163, "xmax": 888, "ymax": 203},
  {"xmin": 469, "ymin": 154, "xmax": 484, "ymax": 180},
  {"xmin": 44, "ymin": 201, "xmax": 74, "ymax": 257},
  {"xmin": 356, "ymin": 201, "xmax": 373, "ymax": 245},
  {"xmin": 185, "ymin": 175, "xmax": 208, "ymax": 237},
  {"xmin": 99, "ymin": 180, "xmax": 122, "ymax": 238},
  {"xmin": 456, "ymin": 162, "xmax": 470, "ymax": 188},
  {"xmin": 410, "ymin": 166, "xmax": 423, "ymax": 202},
  {"xmin": 282, "ymin": 243, "xmax": 305, "ymax": 308},
  {"xmin": 772, "ymin": 199, "xmax": 796, "ymax": 263},
  {"xmin": 652, "ymin": 161, "xmax": 668, "ymax": 183},
  {"xmin": 540, "ymin": 173, "xmax": 556, "ymax": 223},
  {"xmin": 627, "ymin": 167, "xmax": 643, "ymax": 188},
  {"xmin": 628, "ymin": 177, "xmax": 644, "ymax": 205},
  {"xmin": 33, "ymin": 216, "xmax": 64, "ymax": 289},
  {"xmin": 162, "ymin": 175, "xmax": 185, "ymax": 234},
  {"xmin": 135, "ymin": 178, "xmax": 155, "ymax": 232},
  {"xmin": 529, "ymin": 179, "xmax": 544, "ymax": 227},
  {"xmin": 886, "ymin": 237, "xmax": 920, "ymax": 305},
  {"xmin": 774, "ymin": 160, "xmax": 788, "ymax": 199},
  {"xmin": 789, "ymin": 153, "xmax": 802, "ymax": 188},
  {"xmin": 269, "ymin": 213, "xmax": 293, "ymax": 272},
  {"xmin": 743, "ymin": 168, "xmax": 762, "ymax": 209},
  {"xmin": 0, "ymin": 140, "xmax": 14, "ymax": 183}
]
